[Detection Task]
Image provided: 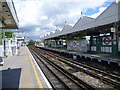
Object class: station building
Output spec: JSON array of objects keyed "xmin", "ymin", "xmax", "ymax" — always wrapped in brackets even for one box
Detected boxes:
[
  {"xmin": 0, "ymin": 0, "xmax": 19, "ymax": 57},
  {"xmin": 41, "ymin": 1, "xmax": 120, "ymax": 56}
]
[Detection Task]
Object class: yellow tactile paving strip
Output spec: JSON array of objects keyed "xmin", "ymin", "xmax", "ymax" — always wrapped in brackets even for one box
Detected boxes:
[
  {"xmin": 29, "ymin": 54, "xmax": 43, "ymax": 88},
  {"xmin": 2, "ymin": 46, "xmax": 49, "ymax": 88}
]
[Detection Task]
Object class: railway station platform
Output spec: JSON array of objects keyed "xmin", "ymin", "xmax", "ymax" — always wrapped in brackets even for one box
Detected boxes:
[
  {"xmin": 39, "ymin": 47, "xmax": 120, "ymax": 67},
  {"xmin": 0, "ymin": 46, "xmax": 51, "ymax": 89}
]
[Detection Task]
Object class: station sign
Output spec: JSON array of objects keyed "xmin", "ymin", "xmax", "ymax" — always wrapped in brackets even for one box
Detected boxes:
[
  {"xmin": 73, "ymin": 41, "xmax": 77, "ymax": 47},
  {"xmin": 102, "ymin": 37, "xmax": 112, "ymax": 45}
]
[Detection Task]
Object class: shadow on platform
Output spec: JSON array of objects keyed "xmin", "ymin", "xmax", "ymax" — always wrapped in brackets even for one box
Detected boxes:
[{"xmin": 1, "ymin": 68, "xmax": 21, "ymax": 89}]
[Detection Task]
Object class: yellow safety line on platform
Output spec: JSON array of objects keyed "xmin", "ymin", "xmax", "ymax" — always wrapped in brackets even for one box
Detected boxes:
[{"xmin": 29, "ymin": 55, "xmax": 43, "ymax": 88}]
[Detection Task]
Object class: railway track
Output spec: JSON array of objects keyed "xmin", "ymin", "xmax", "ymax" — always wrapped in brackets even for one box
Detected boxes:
[
  {"xmin": 32, "ymin": 46, "xmax": 120, "ymax": 89},
  {"xmin": 28, "ymin": 46, "xmax": 95, "ymax": 90},
  {"xmin": 40, "ymin": 47, "xmax": 120, "ymax": 77}
]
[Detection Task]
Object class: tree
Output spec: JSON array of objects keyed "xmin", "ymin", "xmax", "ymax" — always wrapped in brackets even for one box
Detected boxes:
[
  {"xmin": 5, "ymin": 32, "xmax": 13, "ymax": 38},
  {"xmin": 28, "ymin": 40, "xmax": 35, "ymax": 46}
]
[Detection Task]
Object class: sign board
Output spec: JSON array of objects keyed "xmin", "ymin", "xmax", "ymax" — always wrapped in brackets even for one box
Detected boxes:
[
  {"xmin": 111, "ymin": 27, "xmax": 115, "ymax": 32},
  {"xmin": 103, "ymin": 37, "xmax": 112, "ymax": 45},
  {"xmin": 73, "ymin": 41, "xmax": 77, "ymax": 47}
]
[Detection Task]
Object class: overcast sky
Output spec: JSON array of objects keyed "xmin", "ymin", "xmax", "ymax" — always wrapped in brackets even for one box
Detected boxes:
[{"xmin": 13, "ymin": 0, "xmax": 114, "ymax": 41}]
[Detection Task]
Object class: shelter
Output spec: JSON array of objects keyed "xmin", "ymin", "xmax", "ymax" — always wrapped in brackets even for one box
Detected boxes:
[{"xmin": 42, "ymin": 1, "xmax": 120, "ymax": 55}]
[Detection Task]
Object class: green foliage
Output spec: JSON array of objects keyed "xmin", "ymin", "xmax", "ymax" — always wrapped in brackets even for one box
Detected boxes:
[
  {"xmin": 44, "ymin": 40, "xmax": 49, "ymax": 45},
  {"xmin": 44, "ymin": 40, "xmax": 52, "ymax": 47},
  {"xmin": 73, "ymin": 36, "xmax": 86, "ymax": 40},
  {"xmin": 0, "ymin": 31, "xmax": 3, "ymax": 45},
  {"xmin": 74, "ymin": 37, "xmax": 80, "ymax": 40},
  {"xmin": 100, "ymin": 76, "xmax": 103, "ymax": 83},
  {"xmin": 28, "ymin": 40, "xmax": 35, "ymax": 46},
  {"xmin": 91, "ymin": 70, "xmax": 97, "ymax": 75},
  {"xmin": 79, "ymin": 72, "xmax": 84, "ymax": 75},
  {"xmin": 5, "ymin": 32, "xmax": 13, "ymax": 38}
]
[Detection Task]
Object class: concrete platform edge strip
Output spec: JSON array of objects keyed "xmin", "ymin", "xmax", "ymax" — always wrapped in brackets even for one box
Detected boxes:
[
  {"xmin": 27, "ymin": 47, "xmax": 52, "ymax": 88},
  {"xmin": 43, "ymin": 47, "xmax": 120, "ymax": 62}
]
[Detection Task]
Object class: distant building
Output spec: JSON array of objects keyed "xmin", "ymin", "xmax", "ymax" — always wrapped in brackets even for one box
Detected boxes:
[{"xmin": 35, "ymin": 41, "xmax": 44, "ymax": 47}]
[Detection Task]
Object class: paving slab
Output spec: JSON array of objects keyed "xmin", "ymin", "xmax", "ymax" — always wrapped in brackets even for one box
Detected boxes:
[{"xmin": 0, "ymin": 46, "xmax": 51, "ymax": 89}]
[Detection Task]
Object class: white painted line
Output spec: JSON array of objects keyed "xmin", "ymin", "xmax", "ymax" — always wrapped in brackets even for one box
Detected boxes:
[{"xmin": 26, "ymin": 46, "xmax": 52, "ymax": 88}]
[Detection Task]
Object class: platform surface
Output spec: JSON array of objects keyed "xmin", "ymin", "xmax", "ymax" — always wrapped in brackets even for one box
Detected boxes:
[
  {"xmin": 0, "ymin": 46, "xmax": 51, "ymax": 89},
  {"xmin": 40, "ymin": 47, "xmax": 120, "ymax": 62}
]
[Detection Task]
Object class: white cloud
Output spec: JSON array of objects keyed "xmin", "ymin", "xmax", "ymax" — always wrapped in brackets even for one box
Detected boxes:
[
  {"xmin": 41, "ymin": 16, "xmax": 48, "ymax": 21},
  {"xmin": 14, "ymin": 0, "xmax": 43, "ymax": 27},
  {"xmin": 13, "ymin": 0, "xmax": 115, "ymax": 40}
]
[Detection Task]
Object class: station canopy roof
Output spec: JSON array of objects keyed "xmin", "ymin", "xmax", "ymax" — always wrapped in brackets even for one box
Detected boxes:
[
  {"xmin": 0, "ymin": 0, "xmax": 19, "ymax": 29},
  {"xmin": 95, "ymin": 2, "xmax": 120, "ymax": 27},
  {"xmin": 72, "ymin": 16, "xmax": 95, "ymax": 33},
  {"xmin": 51, "ymin": 29, "xmax": 61, "ymax": 38},
  {"xmin": 59, "ymin": 25, "xmax": 73, "ymax": 36},
  {"xmin": 44, "ymin": 31, "xmax": 56, "ymax": 40},
  {"xmin": 42, "ymin": 1, "xmax": 120, "ymax": 40}
]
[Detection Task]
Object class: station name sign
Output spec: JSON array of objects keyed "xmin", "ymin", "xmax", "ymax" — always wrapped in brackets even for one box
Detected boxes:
[{"xmin": 102, "ymin": 37, "xmax": 112, "ymax": 45}]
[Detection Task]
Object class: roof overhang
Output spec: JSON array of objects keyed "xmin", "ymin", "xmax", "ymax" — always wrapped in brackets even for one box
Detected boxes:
[
  {"xmin": 42, "ymin": 1, "xmax": 120, "ymax": 40},
  {"xmin": 0, "ymin": 0, "xmax": 19, "ymax": 29}
]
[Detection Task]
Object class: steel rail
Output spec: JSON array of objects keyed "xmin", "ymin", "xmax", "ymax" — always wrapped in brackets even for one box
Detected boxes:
[
  {"xmin": 30, "ymin": 47, "xmax": 95, "ymax": 90},
  {"xmin": 36, "ymin": 47, "xmax": 120, "ymax": 89},
  {"xmin": 29, "ymin": 46, "xmax": 95, "ymax": 90}
]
